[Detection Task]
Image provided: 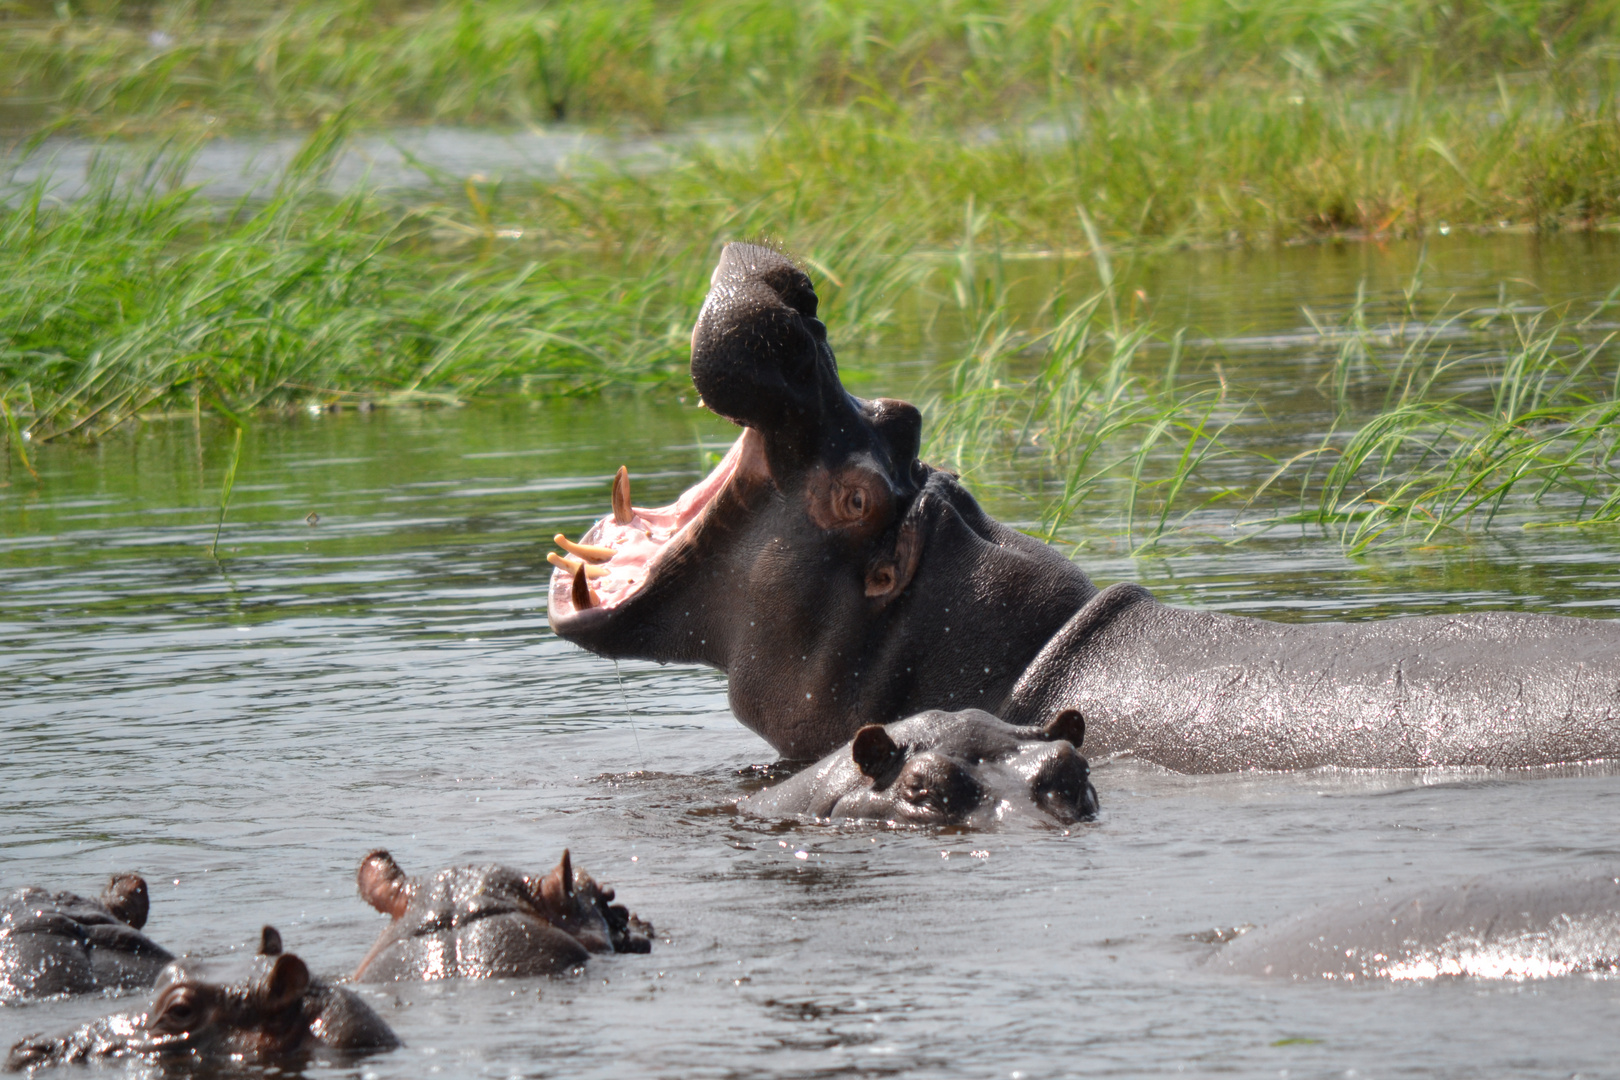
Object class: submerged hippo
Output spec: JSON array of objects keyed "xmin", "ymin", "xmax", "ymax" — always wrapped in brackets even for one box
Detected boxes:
[
  {"xmin": 353, "ymin": 849, "xmax": 651, "ymax": 982},
  {"xmin": 0, "ymin": 874, "xmax": 173, "ymax": 1001},
  {"xmin": 548, "ymin": 242, "xmax": 1620, "ymax": 773},
  {"xmin": 6, "ymin": 926, "xmax": 397, "ymax": 1071},
  {"xmin": 741, "ymin": 708, "xmax": 1099, "ymax": 826},
  {"xmin": 1211, "ymin": 866, "xmax": 1620, "ymax": 981}
]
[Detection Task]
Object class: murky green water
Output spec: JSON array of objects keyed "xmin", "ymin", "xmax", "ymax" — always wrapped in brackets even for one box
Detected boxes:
[{"xmin": 3, "ymin": 232, "xmax": 1619, "ymax": 1078}]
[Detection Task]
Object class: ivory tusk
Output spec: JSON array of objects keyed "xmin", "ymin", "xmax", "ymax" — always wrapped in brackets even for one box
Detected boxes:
[
  {"xmin": 555, "ymin": 533, "xmax": 614, "ymax": 562},
  {"xmin": 571, "ymin": 564, "xmax": 593, "ymax": 610},
  {"xmin": 547, "ymin": 552, "xmax": 609, "ymax": 579},
  {"xmin": 612, "ymin": 466, "xmax": 632, "ymax": 525}
]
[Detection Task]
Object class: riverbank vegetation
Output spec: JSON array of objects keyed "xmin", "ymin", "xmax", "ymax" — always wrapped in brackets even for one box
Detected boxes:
[{"xmin": 4, "ymin": 0, "xmax": 1620, "ymax": 545}]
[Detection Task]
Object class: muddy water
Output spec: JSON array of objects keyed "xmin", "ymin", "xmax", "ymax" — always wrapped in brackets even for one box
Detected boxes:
[{"xmin": 4, "ymin": 234, "xmax": 1620, "ymax": 1078}]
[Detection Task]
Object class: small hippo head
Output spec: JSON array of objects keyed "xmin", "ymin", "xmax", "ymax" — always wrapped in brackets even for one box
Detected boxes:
[
  {"xmin": 352, "ymin": 850, "xmax": 651, "ymax": 983},
  {"xmin": 740, "ymin": 707, "xmax": 1100, "ymax": 827},
  {"xmin": 5, "ymin": 927, "xmax": 397, "ymax": 1071},
  {"xmin": 139, "ymin": 927, "xmax": 316, "ymax": 1059}
]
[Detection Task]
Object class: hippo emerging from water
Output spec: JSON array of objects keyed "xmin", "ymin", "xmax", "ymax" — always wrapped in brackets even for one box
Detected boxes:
[
  {"xmin": 352, "ymin": 849, "xmax": 651, "ymax": 982},
  {"xmin": 1211, "ymin": 866, "xmax": 1620, "ymax": 981},
  {"xmin": 548, "ymin": 242, "xmax": 1620, "ymax": 772},
  {"xmin": 6, "ymin": 926, "xmax": 397, "ymax": 1071},
  {"xmin": 0, "ymin": 875, "xmax": 173, "ymax": 1001},
  {"xmin": 741, "ymin": 708, "xmax": 1099, "ymax": 826}
]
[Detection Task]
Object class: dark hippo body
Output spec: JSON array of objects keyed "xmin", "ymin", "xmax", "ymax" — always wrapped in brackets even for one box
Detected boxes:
[
  {"xmin": 0, "ymin": 875, "xmax": 172, "ymax": 1002},
  {"xmin": 1212, "ymin": 867, "xmax": 1620, "ymax": 981},
  {"xmin": 742, "ymin": 708, "xmax": 1099, "ymax": 826},
  {"xmin": 548, "ymin": 242, "xmax": 1620, "ymax": 773},
  {"xmin": 6, "ymin": 927, "xmax": 396, "ymax": 1071},
  {"xmin": 352, "ymin": 849, "xmax": 651, "ymax": 982}
]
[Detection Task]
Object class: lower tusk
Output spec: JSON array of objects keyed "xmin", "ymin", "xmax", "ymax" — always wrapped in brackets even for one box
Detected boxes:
[
  {"xmin": 612, "ymin": 466, "xmax": 632, "ymax": 525},
  {"xmin": 571, "ymin": 564, "xmax": 594, "ymax": 609},
  {"xmin": 547, "ymin": 552, "xmax": 609, "ymax": 579},
  {"xmin": 555, "ymin": 533, "xmax": 614, "ymax": 561}
]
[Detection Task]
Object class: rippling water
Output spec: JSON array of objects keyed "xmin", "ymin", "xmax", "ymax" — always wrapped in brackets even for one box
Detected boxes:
[{"xmin": 3, "ymin": 234, "xmax": 1619, "ymax": 1078}]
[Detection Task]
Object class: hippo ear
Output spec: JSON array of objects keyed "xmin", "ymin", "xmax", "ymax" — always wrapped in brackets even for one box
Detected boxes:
[
  {"xmin": 261, "ymin": 953, "xmax": 309, "ymax": 1011},
  {"xmin": 864, "ymin": 513, "xmax": 925, "ymax": 607},
  {"xmin": 540, "ymin": 849, "xmax": 576, "ymax": 914},
  {"xmin": 102, "ymin": 873, "xmax": 150, "ymax": 930},
  {"xmin": 357, "ymin": 849, "xmax": 411, "ymax": 919},
  {"xmin": 851, "ymin": 725, "xmax": 903, "ymax": 780},
  {"xmin": 1042, "ymin": 708, "xmax": 1086, "ymax": 748},
  {"xmin": 258, "ymin": 925, "xmax": 282, "ymax": 956}
]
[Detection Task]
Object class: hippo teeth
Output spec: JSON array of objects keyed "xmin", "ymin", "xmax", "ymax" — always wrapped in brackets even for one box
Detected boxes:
[
  {"xmin": 612, "ymin": 466, "xmax": 632, "ymax": 525},
  {"xmin": 549, "ymin": 430, "xmax": 765, "ymax": 618},
  {"xmin": 546, "ymin": 552, "xmax": 609, "ymax": 579},
  {"xmin": 555, "ymin": 533, "xmax": 615, "ymax": 562},
  {"xmin": 571, "ymin": 564, "xmax": 595, "ymax": 609}
]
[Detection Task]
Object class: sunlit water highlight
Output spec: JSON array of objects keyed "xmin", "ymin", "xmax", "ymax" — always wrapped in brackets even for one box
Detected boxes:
[{"xmin": 3, "ymin": 234, "xmax": 1620, "ymax": 1078}]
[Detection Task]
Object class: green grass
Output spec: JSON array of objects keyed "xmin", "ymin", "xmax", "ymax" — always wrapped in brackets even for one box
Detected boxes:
[
  {"xmin": 923, "ymin": 240, "xmax": 1620, "ymax": 550},
  {"xmin": 4, "ymin": 0, "xmax": 1615, "ymax": 135},
  {"xmin": 4, "ymin": 1, "xmax": 1620, "ymax": 542}
]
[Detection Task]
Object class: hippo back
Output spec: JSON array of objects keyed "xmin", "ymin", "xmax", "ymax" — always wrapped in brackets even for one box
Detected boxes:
[{"xmin": 1212, "ymin": 866, "xmax": 1620, "ymax": 980}]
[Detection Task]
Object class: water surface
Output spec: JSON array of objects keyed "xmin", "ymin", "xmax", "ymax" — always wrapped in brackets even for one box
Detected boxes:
[{"xmin": 3, "ymin": 234, "xmax": 1619, "ymax": 1078}]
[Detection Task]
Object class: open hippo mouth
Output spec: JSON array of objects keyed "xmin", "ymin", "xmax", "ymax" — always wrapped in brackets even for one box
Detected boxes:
[
  {"xmin": 548, "ymin": 242, "xmax": 1098, "ymax": 758},
  {"xmin": 546, "ymin": 427, "xmax": 769, "ymax": 625}
]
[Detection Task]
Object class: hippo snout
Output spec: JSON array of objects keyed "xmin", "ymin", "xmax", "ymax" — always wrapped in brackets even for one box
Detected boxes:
[{"xmin": 1029, "ymin": 743, "xmax": 1098, "ymax": 823}]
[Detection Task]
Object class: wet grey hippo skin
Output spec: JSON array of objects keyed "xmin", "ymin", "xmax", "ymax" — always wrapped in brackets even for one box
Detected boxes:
[
  {"xmin": 352, "ymin": 849, "xmax": 652, "ymax": 982},
  {"xmin": 6, "ymin": 926, "xmax": 397, "ymax": 1071},
  {"xmin": 741, "ymin": 708, "xmax": 1099, "ymax": 826},
  {"xmin": 0, "ymin": 874, "xmax": 173, "ymax": 1001},
  {"xmin": 548, "ymin": 242, "xmax": 1620, "ymax": 772},
  {"xmin": 1212, "ymin": 866, "xmax": 1620, "ymax": 981}
]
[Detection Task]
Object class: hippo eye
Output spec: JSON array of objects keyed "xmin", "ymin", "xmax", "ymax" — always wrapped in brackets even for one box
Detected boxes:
[{"xmin": 151, "ymin": 988, "xmax": 208, "ymax": 1034}]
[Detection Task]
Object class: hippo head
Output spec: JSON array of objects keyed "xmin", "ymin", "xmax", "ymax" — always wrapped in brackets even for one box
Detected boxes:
[
  {"xmin": 740, "ymin": 707, "xmax": 1099, "ymax": 827},
  {"xmin": 139, "ymin": 927, "xmax": 317, "ymax": 1059},
  {"xmin": 5, "ymin": 926, "xmax": 396, "ymax": 1070},
  {"xmin": 548, "ymin": 243, "xmax": 1098, "ymax": 758},
  {"xmin": 352, "ymin": 849, "xmax": 651, "ymax": 983}
]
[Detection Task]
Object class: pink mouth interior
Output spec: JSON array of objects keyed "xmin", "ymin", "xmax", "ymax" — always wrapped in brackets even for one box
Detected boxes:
[{"xmin": 551, "ymin": 430, "xmax": 756, "ymax": 614}]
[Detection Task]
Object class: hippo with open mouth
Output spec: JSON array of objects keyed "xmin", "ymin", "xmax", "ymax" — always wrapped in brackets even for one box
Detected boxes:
[
  {"xmin": 0, "ymin": 874, "xmax": 173, "ymax": 1002},
  {"xmin": 741, "ymin": 708, "xmax": 1099, "ymax": 826},
  {"xmin": 352, "ymin": 849, "xmax": 651, "ymax": 982},
  {"xmin": 5, "ymin": 926, "xmax": 397, "ymax": 1071},
  {"xmin": 548, "ymin": 242, "xmax": 1620, "ymax": 773},
  {"xmin": 1210, "ymin": 866, "xmax": 1620, "ymax": 981}
]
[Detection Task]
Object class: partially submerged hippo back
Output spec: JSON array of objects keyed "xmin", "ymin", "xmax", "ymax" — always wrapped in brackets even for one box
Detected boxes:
[
  {"xmin": 352, "ymin": 849, "xmax": 652, "ymax": 982},
  {"xmin": 1212, "ymin": 867, "xmax": 1620, "ymax": 981},
  {"xmin": 741, "ymin": 708, "xmax": 1100, "ymax": 827},
  {"xmin": 0, "ymin": 874, "xmax": 172, "ymax": 1001},
  {"xmin": 6, "ymin": 926, "xmax": 397, "ymax": 1071}
]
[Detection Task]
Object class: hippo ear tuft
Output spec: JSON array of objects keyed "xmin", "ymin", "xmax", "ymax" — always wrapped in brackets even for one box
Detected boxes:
[
  {"xmin": 558, "ymin": 849, "xmax": 574, "ymax": 897},
  {"xmin": 1042, "ymin": 708, "xmax": 1086, "ymax": 748},
  {"xmin": 851, "ymin": 725, "xmax": 902, "ymax": 780},
  {"xmin": 357, "ymin": 849, "xmax": 411, "ymax": 919},
  {"xmin": 259, "ymin": 925, "xmax": 282, "ymax": 956},
  {"xmin": 261, "ymin": 953, "xmax": 309, "ymax": 1011}
]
